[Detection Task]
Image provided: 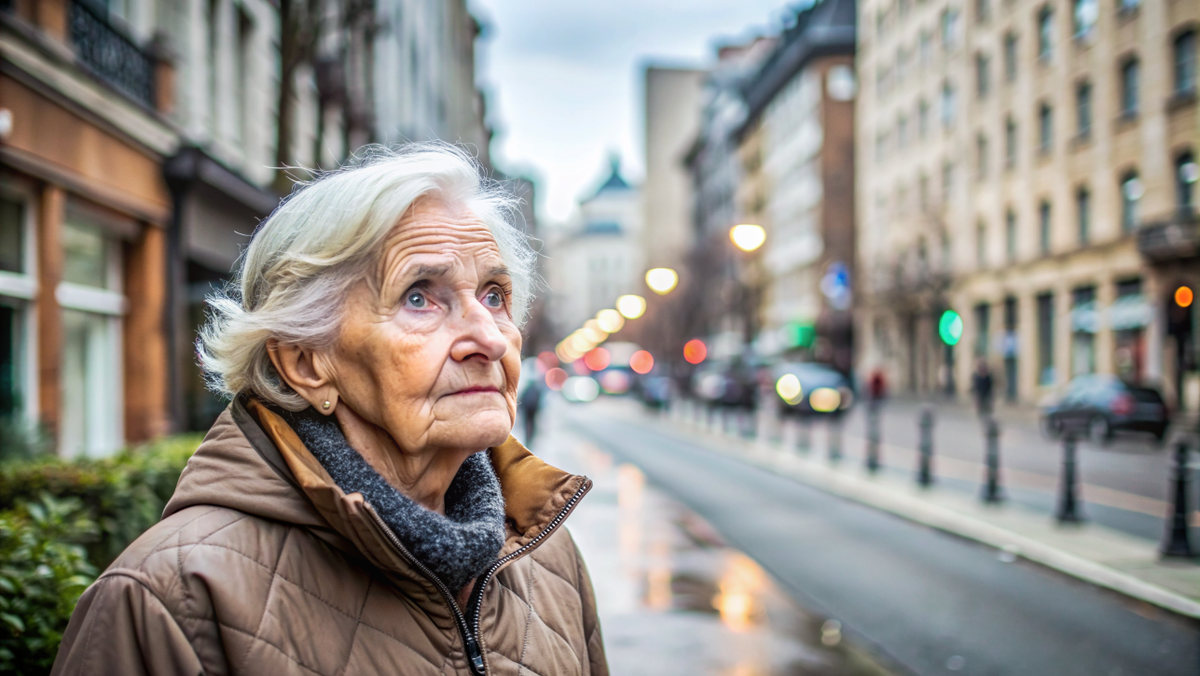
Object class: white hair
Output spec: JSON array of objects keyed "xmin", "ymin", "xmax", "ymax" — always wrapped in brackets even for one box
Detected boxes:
[{"xmin": 198, "ymin": 143, "xmax": 536, "ymax": 410}]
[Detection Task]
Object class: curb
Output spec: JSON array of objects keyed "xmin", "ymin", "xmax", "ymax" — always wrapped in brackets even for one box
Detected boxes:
[{"xmin": 648, "ymin": 410, "xmax": 1200, "ymax": 622}]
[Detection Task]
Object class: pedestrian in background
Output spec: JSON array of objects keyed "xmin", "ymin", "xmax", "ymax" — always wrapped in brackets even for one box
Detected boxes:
[
  {"xmin": 972, "ymin": 358, "xmax": 995, "ymax": 418},
  {"xmin": 521, "ymin": 376, "xmax": 544, "ymax": 445},
  {"xmin": 868, "ymin": 369, "xmax": 887, "ymax": 407},
  {"xmin": 52, "ymin": 145, "xmax": 606, "ymax": 676}
]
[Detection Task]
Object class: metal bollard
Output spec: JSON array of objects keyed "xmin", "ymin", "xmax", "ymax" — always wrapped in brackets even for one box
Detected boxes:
[
  {"xmin": 1160, "ymin": 441, "xmax": 1194, "ymax": 558},
  {"xmin": 1056, "ymin": 432, "xmax": 1084, "ymax": 523},
  {"xmin": 866, "ymin": 403, "xmax": 882, "ymax": 473},
  {"xmin": 828, "ymin": 418, "xmax": 842, "ymax": 463},
  {"xmin": 917, "ymin": 407, "xmax": 934, "ymax": 487},
  {"xmin": 981, "ymin": 418, "xmax": 1003, "ymax": 503}
]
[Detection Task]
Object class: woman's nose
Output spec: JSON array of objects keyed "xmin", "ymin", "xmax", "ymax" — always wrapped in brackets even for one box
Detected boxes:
[{"xmin": 449, "ymin": 297, "xmax": 508, "ymax": 363}]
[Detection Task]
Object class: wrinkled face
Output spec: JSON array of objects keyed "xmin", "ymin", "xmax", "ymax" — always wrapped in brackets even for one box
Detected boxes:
[{"xmin": 326, "ymin": 198, "xmax": 522, "ymax": 455}]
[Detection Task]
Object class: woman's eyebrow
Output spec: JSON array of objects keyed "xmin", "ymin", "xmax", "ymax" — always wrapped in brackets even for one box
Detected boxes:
[
  {"xmin": 486, "ymin": 265, "xmax": 511, "ymax": 280},
  {"xmin": 408, "ymin": 263, "xmax": 454, "ymax": 279}
]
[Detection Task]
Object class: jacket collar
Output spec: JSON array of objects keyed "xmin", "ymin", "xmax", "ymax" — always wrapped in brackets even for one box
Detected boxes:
[{"xmin": 166, "ymin": 397, "xmax": 591, "ymax": 586}]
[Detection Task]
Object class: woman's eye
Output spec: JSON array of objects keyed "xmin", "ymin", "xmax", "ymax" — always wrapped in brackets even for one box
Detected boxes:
[
  {"xmin": 405, "ymin": 291, "xmax": 427, "ymax": 308},
  {"xmin": 483, "ymin": 289, "xmax": 504, "ymax": 308}
]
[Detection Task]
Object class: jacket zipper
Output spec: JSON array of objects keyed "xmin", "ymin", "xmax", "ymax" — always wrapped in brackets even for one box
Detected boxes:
[
  {"xmin": 465, "ymin": 482, "xmax": 589, "ymax": 658},
  {"xmin": 364, "ymin": 509, "xmax": 486, "ymax": 675},
  {"xmin": 366, "ymin": 479, "xmax": 588, "ymax": 676}
]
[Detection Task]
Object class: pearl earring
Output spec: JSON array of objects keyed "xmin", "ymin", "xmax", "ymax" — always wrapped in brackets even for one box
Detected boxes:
[{"xmin": 322, "ymin": 400, "xmax": 331, "ymax": 410}]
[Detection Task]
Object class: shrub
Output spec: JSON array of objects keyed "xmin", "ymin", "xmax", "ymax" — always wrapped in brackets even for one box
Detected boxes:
[
  {"xmin": 0, "ymin": 434, "xmax": 203, "ymax": 572},
  {"xmin": 0, "ymin": 495, "xmax": 97, "ymax": 673}
]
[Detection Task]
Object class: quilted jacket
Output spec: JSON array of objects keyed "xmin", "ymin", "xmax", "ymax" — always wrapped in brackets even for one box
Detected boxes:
[{"xmin": 50, "ymin": 397, "xmax": 606, "ymax": 676}]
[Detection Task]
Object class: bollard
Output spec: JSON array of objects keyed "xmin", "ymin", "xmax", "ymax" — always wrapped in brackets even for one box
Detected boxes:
[
  {"xmin": 981, "ymin": 418, "xmax": 1003, "ymax": 503},
  {"xmin": 1056, "ymin": 432, "xmax": 1084, "ymax": 523},
  {"xmin": 866, "ymin": 403, "xmax": 881, "ymax": 473},
  {"xmin": 828, "ymin": 418, "xmax": 843, "ymax": 463},
  {"xmin": 1160, "ymin": 441, "xmax": 1194, "ymax": 558},
  {"xmin": 917, "ymin": 407, "xmax": 934, "ymax": 487}
]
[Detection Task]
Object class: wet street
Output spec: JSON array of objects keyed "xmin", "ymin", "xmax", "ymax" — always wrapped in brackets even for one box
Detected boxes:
[{"xmin": 536, "ymin": 398, "xmax": 1200, "ymax": 676}]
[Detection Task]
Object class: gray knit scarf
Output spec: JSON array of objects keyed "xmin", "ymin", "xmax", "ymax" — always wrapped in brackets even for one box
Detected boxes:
[{"xmin": 279, "ymin": 406, "xmax": 506, "ymax": 593}]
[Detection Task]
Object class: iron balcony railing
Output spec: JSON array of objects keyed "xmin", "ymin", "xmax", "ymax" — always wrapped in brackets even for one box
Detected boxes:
[
  {"xmin": 1137, "ymin": 208, "xmax": 1200, "ymax": 263},
  {"xmin": 68, "ymin": 0, "xmax": 156, "ymax": 109}
]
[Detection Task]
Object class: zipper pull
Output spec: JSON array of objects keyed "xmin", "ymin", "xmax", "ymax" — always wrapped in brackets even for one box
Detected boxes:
[{"xmin": 465, "ymin": 634, "xmax": 486, "ymax": 675}]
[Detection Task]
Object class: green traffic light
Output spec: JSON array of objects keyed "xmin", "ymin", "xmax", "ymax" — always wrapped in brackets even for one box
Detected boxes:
[{"xmin": 938, "ymin": 310, "xmax": 963, "ymax": 346}]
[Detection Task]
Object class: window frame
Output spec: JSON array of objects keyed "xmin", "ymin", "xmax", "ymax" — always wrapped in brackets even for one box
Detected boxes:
[
  {"xmin": 0, "ymin": 183, "xmax": 40, "ymax": 428},
  {"xmin": 1119, "ymin": 56, "xmax": 1140, "ymax": 118},
  {"xmin": 1174, "ymin": 30, "xmax": 1197, "ymax": 97},
  {"xmin": 1037, "ymin": 6, "xmax": 1054, "ymax": 62}
]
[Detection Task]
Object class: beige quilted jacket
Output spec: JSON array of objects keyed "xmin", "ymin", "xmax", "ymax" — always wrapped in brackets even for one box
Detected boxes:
[{"xmin": 51, "ymin": 398, "xmax": 606, "ymax": 676}]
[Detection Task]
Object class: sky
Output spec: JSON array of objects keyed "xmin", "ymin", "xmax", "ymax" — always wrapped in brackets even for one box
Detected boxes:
[{"xmin": 470, "ymin": 0, "xmax": 797, "ymax": 225}]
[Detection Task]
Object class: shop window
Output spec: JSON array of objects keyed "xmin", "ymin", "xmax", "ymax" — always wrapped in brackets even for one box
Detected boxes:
[
  {"xmin": 1037, "ymin": 292, "xmax": 1055, "ymax": 385},
  {"xmin": 1071, "ymin": 286, "xmax": 1096, "ymax": 376},
  {"xmin": 1112, "ymin": 278, "xmax": 1146, "ymax": 383},
  {"xmin": 0, "ymin": 193, "xmax": 33, "ymax": 426},
  {"xmin": 57, "ymin": 218, "xmax": 124, "ymax": 457}
]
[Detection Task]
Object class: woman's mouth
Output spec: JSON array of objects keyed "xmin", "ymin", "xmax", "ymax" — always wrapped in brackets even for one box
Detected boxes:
[{"xmin": 450, "ymin": 385, "xmax": 502, "ymax": 396}]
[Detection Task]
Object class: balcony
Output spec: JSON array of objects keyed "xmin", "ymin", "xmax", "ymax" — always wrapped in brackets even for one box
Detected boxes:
[
  {"xmin": 1137, "ymin": 209, "xmax": 1200, "ymax": 263},
  {"xmin": 68, "ymin": 0, "xmax": 156, "ymax": 109}
]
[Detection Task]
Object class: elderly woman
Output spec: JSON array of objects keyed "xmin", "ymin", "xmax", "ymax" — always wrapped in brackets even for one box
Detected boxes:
[{"xmin": 51, "ymin": 146, "xmax": 606, "ymax": 676}]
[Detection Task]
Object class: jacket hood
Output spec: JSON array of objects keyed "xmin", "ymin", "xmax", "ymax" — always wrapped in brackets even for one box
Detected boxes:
[{"xmin": 164, "ymin": 397, "xmax": 591, "ymax": 580}]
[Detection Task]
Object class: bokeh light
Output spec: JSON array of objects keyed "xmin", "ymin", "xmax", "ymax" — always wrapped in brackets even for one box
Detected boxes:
[
  {"xmin": 775, "ymin": 374, "xmax": 802, "ymax": 404},
  {"xmin": 544, "ymin": 368, "xmax": 568, "ymax": 391},
  {"xmin": 809, "ymin": 387, "xmax": 841, "ymax": 413},
  {"xmin": 596, "ymin": 308, "xmax": 625, "ymax": 333},
  {"xmin": 583, "ymin": 347, "xmax": 611, "ymax": 371},
  {"xmin": 630, "ymin": 350, "xmax": 655, "ymax": 374},
  {"xmin": 562, "ymin": 376, "xmax": 600, "ymax": 403},
  {"xmin": 683, "ymin": 339, "xmax": 707, "ymax": 364},
  {"xmin": 645, "ymin": 268, "xmax": 679, "ymax": 295},
  {"xmin": 1176, "ymin": 286, "xmax": 1194, "ymax": 308},
  {"xmin": 536, "ymin": 351, "xmax": 557, "ymax": 373},
  {"xmin": 616, "ymin": 294, "xmax": 647, "ymax": 319},
  {"xmin": 729, "ymin": 223, "xmax": 766, "ymax": 252}
]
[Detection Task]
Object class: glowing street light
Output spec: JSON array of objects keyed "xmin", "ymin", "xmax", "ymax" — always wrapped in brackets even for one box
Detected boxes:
[
  {"xmin": 616, "ymin": 294, "xmax": 647, "ymax": 319},
  {"xmin": 729, "ymin": 223, "xmax": 766, "ymax": 252},
  {"xmin": 645, "ymin": 268, "xmax": 679, "ymax": 295},
  {"xmin": 775, "ymin": 374, "xmax": 803, "ymax": 405},
  {"xmin": 595, "ymin": 308, "xmax": 625, "ymax": 333}
]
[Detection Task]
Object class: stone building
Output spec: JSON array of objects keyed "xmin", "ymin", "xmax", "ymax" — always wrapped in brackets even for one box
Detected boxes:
[
  {"xmin": 737, "ymin": 0, "xmax": 857, "ymax": 371},
  {"xmin": 856, "ymin": 0, "xmax": 1198, "ymax": 408}
]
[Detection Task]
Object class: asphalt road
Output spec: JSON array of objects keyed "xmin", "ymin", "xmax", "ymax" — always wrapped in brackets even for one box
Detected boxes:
[{"xmin": 563, "ymin": 404, "xmax": 1200, "ymax": 676}]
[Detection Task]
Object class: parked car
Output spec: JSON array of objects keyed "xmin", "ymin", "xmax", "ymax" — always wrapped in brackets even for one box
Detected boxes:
[
  {"xmin": 1041, "ymin": 375, "xmax": 1168, "ymax": 443},
  {"xmin": 638, "ymin": 375, "xmax": 673, "ymax": 409},
  {"xmin": 771, "ymin": 362, "xmax": 855, "ymax": 418}
]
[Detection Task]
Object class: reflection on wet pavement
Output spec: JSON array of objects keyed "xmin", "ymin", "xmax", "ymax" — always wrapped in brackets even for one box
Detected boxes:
[{"xmin": 538, "ymin": 424, "xmax": 895, "ymax": 676}]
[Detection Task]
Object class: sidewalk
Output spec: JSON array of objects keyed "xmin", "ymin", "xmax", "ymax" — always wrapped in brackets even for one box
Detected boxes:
[
  {"xmin": 592, "ymin": 399, "xmax": 1200, "ymax": 622},
  {"xmin": 521, "ymin": 415, "xmax": 897, "ymax": 675}
]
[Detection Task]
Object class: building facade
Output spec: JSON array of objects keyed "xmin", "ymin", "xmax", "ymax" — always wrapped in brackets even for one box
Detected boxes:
[
  {"xmin": 739, "ymin": 0, "xmax": 857, "ymax": 370},
  {"xmin": 856, "ymin": 0, "xmax": 1198, "ymax": 408}
]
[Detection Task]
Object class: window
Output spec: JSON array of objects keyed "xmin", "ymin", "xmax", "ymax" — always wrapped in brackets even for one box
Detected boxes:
[
  {"xmin": 1076, "ymin": 187, "xmax": 1090, "ymax": 244},
  {"xmin": 940, "ymin": 82, "xmax": 956, "ymax": 127},
  {"xmin": 1075, "ymin": 81, "xmax": 1092, "ymax": 138},
  {"xmin": 1071, "ymin": 286, "xmax": 1097, "ymax": 376},
  {"xmin": 1005, "ymin": 116, "xmax": 1017, "ymax": 168},
  {"xmin": 898, "ymin": 114, "xmax": 909, "ymax": 147},
  {"xmin": 918, "ymin": 99, "xmax": 930, "ymax": 137},
  {"xmin": 942, "ymin": 161, "xmax": 954, "ymax": 204},
  {"xmin": 1038, "ymin": 200, "xmax": 1052, "ymax": 254},
  {"xmin": 57, "ymin": 218, "xmax": 125, "ymax": 457},
  {"xmin": 1118, "ymin": 0, "xmax": 1140, "ymax": 13},
  {"xmin": 1037, "ymin": 7, "xmax": 1054, "ymax": 61},
  {"xmin": 1037, "ymin": 292, "xmax": 1055, "ymax": 385},
  {"xmin": 1072, "ymin": 0, "xmax": 1096, "ymax": 38},
  {"xmin": 919, "ymin": 29, "xmax": 933, "ymax": 67},
  {"xmin": 1005, "ymin": 208, "xmax": 1017, "ymax": 261},
  {"xmin": 1003, "ymin": 296, "xmax": 1018, "ymax": 401},
  {"xmin": 0, "ymin": 194, "xmax": 33, "ymax": 424},
  {"xmin": 1120, "ymin": 57, "xmax": 1139, "ymax": 117},
  {"xmin": 1175, "ymin": 31, "xmax": 1197, "ymax": 97},
  {"xmin": 1120, "ymin": 170, "xmax": 1141, "ymax": 231},
  {"xmin": 976, "ymin": 53, "xmax": 990, "ymax": 97},
  {"xmin": 976, "ymin": 0, "xmax": 990, "ymax": 22},
  {"xmin": 1004, "ymin": 32, "xmax": 1018, "ymax": 81},
  {"xmin": 976, "ymin": 134, "xmax": 988, "ymax": 179},
  {"xmin": 941, "ymin": 9, "xmax": 960, "ymax": 50},
  {"xmin": 976, "ymin": 220, "xmax": 988, "ymax": 267},
  {"xmin": 1038, "ymin": 103, "xmax": 1053, "ymax": 154},
  {"xmin": 1176, "ymin": 152, "xmax": 1197, "ymax": 211},
  {"xmin": 974, "ymin": 303, "xmax": 991, "ymax": 357}
]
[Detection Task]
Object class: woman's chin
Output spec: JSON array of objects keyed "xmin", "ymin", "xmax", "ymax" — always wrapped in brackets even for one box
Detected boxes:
[{"xmin": 431, "ymin": 412, "xmax": 513, "ymax": 451}]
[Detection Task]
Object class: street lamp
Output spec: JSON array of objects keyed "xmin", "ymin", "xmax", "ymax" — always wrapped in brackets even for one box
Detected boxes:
[
  {"xmin": 729, "ymin": 223, "xmax": 766, "ymax": 252},
  {"xmin": 645, "ymin": 268, "xmax": 679, "ymax": 295}
]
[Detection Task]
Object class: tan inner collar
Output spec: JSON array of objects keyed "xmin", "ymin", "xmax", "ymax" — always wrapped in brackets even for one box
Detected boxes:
[{"xmin": 245, "ymin": 399, "xmax": 589, "ymax": 550}]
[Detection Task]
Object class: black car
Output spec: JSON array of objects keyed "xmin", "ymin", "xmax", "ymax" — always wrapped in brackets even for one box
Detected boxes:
[
  {"xmin": 771, "ymin": 362, "xmax": 855, "ymax": 417},
  {"xmin": 1041, "ymin": 375, "xmax": 1168, "ymax": 443},
  {"xmin": 691, "ymin": 359, "xmax": 758, "ymax": 409}
]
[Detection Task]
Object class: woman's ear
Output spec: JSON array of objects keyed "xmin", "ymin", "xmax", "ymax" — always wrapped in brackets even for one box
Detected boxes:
[{"xmin": 267, "ymin": 339, "xmax": 339, "ymax": 413}]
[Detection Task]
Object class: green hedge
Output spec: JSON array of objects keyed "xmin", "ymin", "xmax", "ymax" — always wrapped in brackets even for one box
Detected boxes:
[{"xmin": 0, "ymin": 434, "xmax": 203, "ymax": 674}]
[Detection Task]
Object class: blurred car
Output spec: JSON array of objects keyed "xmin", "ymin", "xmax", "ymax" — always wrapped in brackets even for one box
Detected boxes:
[
  {"xmin": 691, "ymin": 359, "xmax": 757, "ymax": 409},
  {"xmin": 1041, "ymin": 375, "xmax": 1167, "ymax": 443},
  {"xmin": 638, "ymin": 375, "xmax": 673, "ymax": 409},
  {"xmin": 772, "ymin": 362, "xmax": 855, "ymax": 417}
]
